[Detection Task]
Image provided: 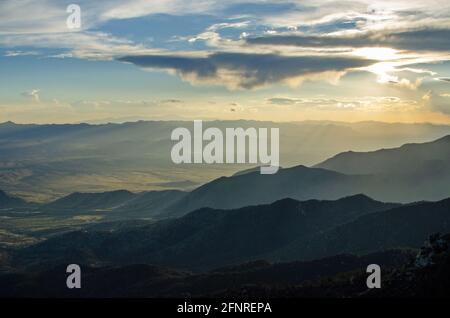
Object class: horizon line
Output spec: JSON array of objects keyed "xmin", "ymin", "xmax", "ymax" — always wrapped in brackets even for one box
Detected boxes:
[{"xmin": 2, "ymin": 119, "xmax": 450, "ymax": 127}]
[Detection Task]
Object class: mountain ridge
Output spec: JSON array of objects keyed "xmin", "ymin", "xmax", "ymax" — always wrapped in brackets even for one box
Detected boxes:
[
  {"xmin": 13, "ymin": 194, "xmax": 399, "ymax": 271},
  {"xmin": 0, "ymin": 190, "xmax": 29, "ymax": 208},
  {"xmin": 315, "ymin": 134, "xmax": 450, "ymax": 175}
]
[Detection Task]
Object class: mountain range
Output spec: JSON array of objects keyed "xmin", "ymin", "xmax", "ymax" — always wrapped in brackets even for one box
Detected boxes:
[
  {"xmin": 1, "ymin": 130, "xmax": 450, "ymax": 298},
  {"xmin": 41, "ymin": 189, "xmax": 186, "ymax": 218},
  {"xmin": 2, "ymin": 133, "xmax": 450, "ymax": 217},
  {"xmin": 1, "ymin": 120, "xmax": 450, "ymax": 201},
  {"xmin": 158, "ymin": 134, "xmax": 450, "ymax": 215},
  {"xmin": 316, "ymin": 134, "xmax": 450, "ymax": 175},
  {"xmin": 13, "ymin": 194, "xmax": 446, "ymax": 271}
]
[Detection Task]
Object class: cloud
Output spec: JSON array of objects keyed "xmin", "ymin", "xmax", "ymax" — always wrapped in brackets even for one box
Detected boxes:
[
  {"xmin": 4, "ymin": 50, "xmax": 39, "ymax": 57},
  {"xmin": 0, "ymin": 0, "xmax": 69, "ymax": 34},
  {"xmin": 0, "ymin": 0, "xmax": 245, "ymax": 35},
  {"xmin": 21, "ymin": 89, "xmax": 40, "ymax": 102},
  {"xmin": 0, "ymin": 31, "xmax": 160, "ymax": 60},
  {"xmin": 437, "ymin": 77, "xmax": 450, "ymax": 83},
  {"xmin": 2, "ymin": 0, "xmax": 450, "ymax": 101},
  {"xmin": 266, "ymin": 96, "xmax": 420, "ymax": 112},
  {"xmin": 3, "ymin": 0, "xmax": 448, "ymax": 35},
  {"xmin": 246, "ymin": 28, "xmax": 450, "ymax": 90},
  {"xmin": 246, "ymin": 28, "xmax": 450, "ymax": 53},
  {"xmin": 161, "ymin": 99, "xmax": 183, "ymax": 104},
  {"xmin": 422, "ymin": 90, "xmax": 450, "ymax": 114},
  {"xmin": 118, "ymin": 52, "xmax": 373, "ymax": 89},
  {"xmin": 267, "ymin": 97, "xmax": 302, "ymax": 105},
  {"xmin": 100, "ymin": 0, "xmax": 220, "ymax": 20},
  {"xmin": 0, "ymin": 0, "xmax": 215, "ymax": 60}
]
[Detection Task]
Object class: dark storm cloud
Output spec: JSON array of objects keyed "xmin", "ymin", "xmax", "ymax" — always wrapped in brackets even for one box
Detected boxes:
[
  {"xmin": 119, "ymin": 55, "xmax": 217, "ymax": 77},
  {"xmin": 247, "ymin": 28, "xmax": 450, "ymax": 52},
  {"xmin": 117, "ymin": 52, "xmax": 373, "ymax": 89}
]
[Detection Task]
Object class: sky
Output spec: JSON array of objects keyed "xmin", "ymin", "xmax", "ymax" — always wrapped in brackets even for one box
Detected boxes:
[{"xmin": 1, "ymin": 0, "xmax": 450, "ymax": 124}]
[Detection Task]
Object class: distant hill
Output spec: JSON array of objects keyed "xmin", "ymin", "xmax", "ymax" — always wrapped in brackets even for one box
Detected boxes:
[
  {"xmin": 33, "ymin": 165, "xmax": 374, "ymax": 217},
  {"xmin": 14, "ymin": 194, "xmax": 398, "ymax": 270},
  {"xmin": 232, "ymin": 166, "xmax": 268, "ymax": 176},
  {"xmin": 315, "ymin": 134, "xmax": 450, "ymax": 175},
  {"xmin": 165, "ymin": 165, "xmax": 371, "ymax": 215},
  {"xmin": 160, "ymin": 135, "xmax": 450, "ymax": 212},
  {"xmin": 0, "ymin": 190, "xmax": 28, "ymax": 208},
  {"xmin": 43, "ymin": 190, "xmax": 136, "ymax": 211},
  {"xmin": 41, "ymin": 189, "xmax": 186, "ymax": 219},
  {"xmin": 13, "ymin": 134, "xmax": 450, "ymax": 216}
]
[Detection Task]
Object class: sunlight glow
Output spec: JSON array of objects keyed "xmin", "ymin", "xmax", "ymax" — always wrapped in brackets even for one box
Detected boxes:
[{"xmin": 353, "ymin": 47, "xmax": 399, "ymax": 61}]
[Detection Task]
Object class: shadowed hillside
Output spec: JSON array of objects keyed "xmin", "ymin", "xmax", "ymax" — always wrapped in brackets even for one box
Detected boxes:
[
  {"xmin": 278, "ymin": 198, "xmax": 450, "ymax": 261},
  {"xmin": 316, "ymin": 135, "xmax": 450, "ymax": 175},
  {"xmin": 11, "ymin": 195, "xmax": 400, "ymax": 271},
  {"xmin": 0, "ymin": 190, "xmax": 29, "ymax": 208},
  {"xmin": 0, "ymin": 249, "xmax": 413, "ymax": 298}
]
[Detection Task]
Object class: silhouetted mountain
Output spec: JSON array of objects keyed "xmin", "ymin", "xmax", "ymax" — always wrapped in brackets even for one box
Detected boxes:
[
  {"xmin": 280, "ymin": 198, "xmax": 450, "ymax": 262},
  {"xmin": 316, "ymin": 134, "xmax": 450, "ymax": 175},
  {"xmin": 0, "ymin": 190, "xmax": 28, "ymax": 208},
  {"xmin": 165, "ymin": 166, "xmax": 373, "ymax": 215},
  {"xmin": 13, "ymin": 195, "xmax": 397, "ymax": 270},
  {"xmin": 39, "ymin": 189, "xmax": 187, "ymax": 219},
  {"xmin": 232, "ymin": 166, "xmax": 266, "ymax": 176},
  {"xmin": 0, "ymin": 249, "xmax": 413, "ymax": 297},
  {"xmin": 161, "ymin": 136, "xmax": 450, "ymax": 212}
]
